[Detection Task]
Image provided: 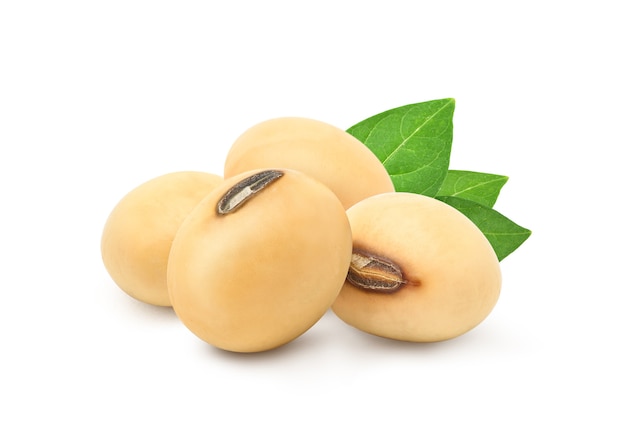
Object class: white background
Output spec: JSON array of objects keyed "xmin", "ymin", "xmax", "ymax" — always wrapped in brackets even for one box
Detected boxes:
[{"xmin": 2, "ymin": 1, "xmax": 624, "ymax": 425}]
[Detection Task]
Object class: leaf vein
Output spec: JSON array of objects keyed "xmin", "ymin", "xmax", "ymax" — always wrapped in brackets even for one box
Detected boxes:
[
  {"xmin": 382, "ymin": 100, "xmax": 453, "ymax": 166},
  {"xmin": 451, "ymin": 180, "xmax": 503, "ymax": 196}
]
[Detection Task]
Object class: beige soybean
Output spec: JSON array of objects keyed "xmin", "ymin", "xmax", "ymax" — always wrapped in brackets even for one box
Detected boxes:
[
  {"xmin": 167, "ymin": 169, "xmax": 353, "ymax": 353},
  {"xmin": 223, "ymin": 117, "xmax": 395, "ymax": 209},
  {"xmin": 332, "ymin": 192, "xmax": 502, "ymax": 342},
  {"xmin": 101, "ymin": 171, "xmax": 223, "ymax": 306}
]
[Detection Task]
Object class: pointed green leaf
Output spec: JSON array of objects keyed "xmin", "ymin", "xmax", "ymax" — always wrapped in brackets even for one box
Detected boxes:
[
  {"xmin": 436, "ymin": 196, "xmax": 532, "ymax": 261},
  {"xmin": 347, "ymin": 98, "xmax": 455, "ymax": 197},
  {"xmin": 437, "ymin": 170, "xmax": 508, "ymax": 208}
]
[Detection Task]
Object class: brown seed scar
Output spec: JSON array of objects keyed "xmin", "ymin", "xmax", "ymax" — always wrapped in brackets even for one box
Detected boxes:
[
  {"xmin": 217, "ymin": 170, "xmax": 284, "ymax": 215},
  {"xmin": 346, "ymin": 249, "xmax": 407, "ymax": 293}
]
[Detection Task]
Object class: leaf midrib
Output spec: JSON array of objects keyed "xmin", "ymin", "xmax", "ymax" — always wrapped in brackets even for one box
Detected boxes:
[
  {"xmin": 377, "ymin": 99, "xmax": 453, "ymax": 166},
  {"xmin": 450, "ymin": 178, "xmax": 507, "ymax": 197}
]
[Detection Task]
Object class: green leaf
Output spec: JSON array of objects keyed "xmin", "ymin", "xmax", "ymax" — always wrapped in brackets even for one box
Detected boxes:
[
  {"xmin": 347, "ymin": 98, "xmax": 531, "ymax": 260},
  {"xmin": 436, "ymin": 170, "xmax": 508, "ymax": 208},
  {"xmin": 347, "ymin": 98, "xmax": 455, "ymax": 197},
  {"xmin": 436, "ymin": 196, "xmax": 531, "ymax": 261}
]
